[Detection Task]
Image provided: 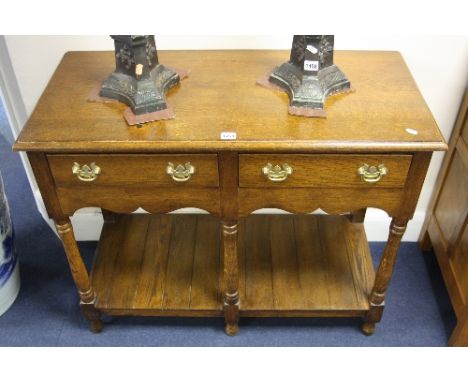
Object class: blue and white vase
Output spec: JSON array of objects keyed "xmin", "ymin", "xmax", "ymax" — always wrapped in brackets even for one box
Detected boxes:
[{"xmin": 0, "ymin": 170, "xmax": 20, "ymax": 316}]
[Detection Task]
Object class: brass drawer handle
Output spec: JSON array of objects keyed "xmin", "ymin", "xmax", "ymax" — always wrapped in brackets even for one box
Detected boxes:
[
  {"xmin": 358, "ymin": 164, "xmax": 388, "ymax": 183},
  {"xmin": 166, "ymin": 162, "xmax": 195, "ymax": 182},
  {"xmin": 72, "ymin": 162, "xmax": 101, "ymax": 182},
  {"xmin": 262, "ymin": 163, "xmax": 293, "ymax": 182}
]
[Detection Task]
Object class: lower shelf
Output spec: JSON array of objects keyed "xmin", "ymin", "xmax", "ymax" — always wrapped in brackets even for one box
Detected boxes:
[{"xmin": 91, "ymin": 214, "xmax": 375, "ymax": 317}]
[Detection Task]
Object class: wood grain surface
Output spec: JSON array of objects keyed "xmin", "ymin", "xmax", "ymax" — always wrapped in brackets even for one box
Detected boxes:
[
  {"xmin": 14, "ymin": 50, "xmax": 446, "ymax": 153},
  {"xmin": 55, "ymin": 186, "xmax": 221, "ymax": 216},
  {"xmin": 238, "ymin": 187, "xmax": 404, "ymax": 217},
  {"xmin": 91, "ymin": 214, "xmax": 374, "ymax": 316},
  {"xmin": 14, "ymin": 50, "xmax": 447, "ymax": 335},
  {"xmin": 239, "ymin": 154, "xmax": 411, "ymax": 188},
  {"xmin": 48, "ymin": 154, "xmax": 219, "ymax": 187}
]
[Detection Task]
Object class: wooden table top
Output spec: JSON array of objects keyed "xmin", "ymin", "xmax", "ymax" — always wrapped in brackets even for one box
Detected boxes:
[{"xmin": 15, "ymin": 50, "xmax": 446, "ymax": 153}]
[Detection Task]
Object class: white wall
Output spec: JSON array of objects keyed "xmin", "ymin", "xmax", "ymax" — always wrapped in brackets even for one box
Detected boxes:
[
  {"xmin": 4, "ymin": 35, "xmax": 468, "ymax": 240},
  {"xmin": 0, "ymin": 93, "xmax": 14, "ymax": 143}
]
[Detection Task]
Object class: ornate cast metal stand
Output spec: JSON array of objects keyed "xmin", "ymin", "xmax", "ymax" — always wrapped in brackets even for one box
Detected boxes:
[
  {"xmin": 100, "ymin": 35, "xmax": 180, "ymax": 116},
  {"xmin": 269, "ymin": 35, "xmax": 351, "ymax": 116}
]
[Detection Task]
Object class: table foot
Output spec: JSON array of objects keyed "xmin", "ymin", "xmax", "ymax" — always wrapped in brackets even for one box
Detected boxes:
[
  {"xmin": 223, "ymin": 298, "xmax": 240, "ymax": 337},
  {"xmin": 90, "ymin": 319, "xmax": 104, "ymax": 333},
  {"xmin": 225, "ymin": 323, "xmax": 239, "ymax": 336},
  {"xmin": 81, "ymin": 302, "xmax": 103, "ymax": 334},
  {"xmin": 361, "ymin": 322, "xmax": 376, "ymax": 336}
]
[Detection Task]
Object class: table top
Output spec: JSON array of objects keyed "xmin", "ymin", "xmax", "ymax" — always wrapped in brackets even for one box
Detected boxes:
[{"xmin": 14, "ymin": 50, "xmax": 446, "ymax": 153}]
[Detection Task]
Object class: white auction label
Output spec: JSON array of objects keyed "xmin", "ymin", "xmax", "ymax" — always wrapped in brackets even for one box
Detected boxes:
[
  {"xmin": 304, "ymin": 60, "xmax": 319, "ymax": 71},
  {"xmin": 220, "ymin": 132, "xmax": 237, "ymax": 140}
]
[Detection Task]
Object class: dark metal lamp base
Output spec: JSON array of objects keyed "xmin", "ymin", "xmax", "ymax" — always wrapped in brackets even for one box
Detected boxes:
[
  {"xmin": 269, "ymin": 62, "xmax": 351, "ymax": 110},
  {"xmin": 100, "ymin": 64, "xmax": 179, "ymax": 115}
]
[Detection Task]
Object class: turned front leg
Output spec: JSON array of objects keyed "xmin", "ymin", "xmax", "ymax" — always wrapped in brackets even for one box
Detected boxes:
[
  {"xmin": 222, "ymin": 221, "xmax": 240, "ymax": 336},
  {"xmin": 55, "ymin": 218, "xmax": 103, "ymax": 333},
  {"xmin": 362, "ymin": 218, "xmax": 408, "ymax": 335}
]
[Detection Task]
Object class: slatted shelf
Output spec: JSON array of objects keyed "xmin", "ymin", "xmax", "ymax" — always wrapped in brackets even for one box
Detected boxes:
[{"xmin": 91, "ymin": 214, "xmax": 375, "ymax": 317}]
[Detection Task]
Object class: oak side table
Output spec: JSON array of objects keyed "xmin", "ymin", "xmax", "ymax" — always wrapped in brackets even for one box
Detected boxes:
[{"xmin": 14, "ymin": 50, "xmax": 446, "ymax": 336}]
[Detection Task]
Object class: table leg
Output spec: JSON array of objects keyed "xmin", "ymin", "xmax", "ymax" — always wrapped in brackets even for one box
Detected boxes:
[
  {"xmin": 222, "ymin": 221, "xmax": 239, "ymax": 336},
  {"xmin": 55, "ymin": 218, "xmax": 103, "ymax": 333},
  {"xmin": 362, "ymin": 217, "xmax": 408, "ymax": 335}
]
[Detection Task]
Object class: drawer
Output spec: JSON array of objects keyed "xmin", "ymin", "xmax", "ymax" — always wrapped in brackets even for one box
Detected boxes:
[
  {"xmin": 48, "ymin": 154, "xmax": 219, "ymax": 187},
  {"xmin": 239, "ymin": 154, "xmax": 412, "ymax": 188}
]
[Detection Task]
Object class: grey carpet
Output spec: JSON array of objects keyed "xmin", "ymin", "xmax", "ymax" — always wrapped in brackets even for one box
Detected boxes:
[{"xmin": 0, "ymin": 116, "xmax": 456, "ymax": 346}]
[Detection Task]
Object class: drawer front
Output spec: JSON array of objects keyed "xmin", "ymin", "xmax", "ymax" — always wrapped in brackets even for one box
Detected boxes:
[
  {"xmin": 239, "ymin": 154, "xmax": 412, "ymax": 188},
  {"xmin": 48, "ymin": 154, "xmax": 219, "ymax": 187}
]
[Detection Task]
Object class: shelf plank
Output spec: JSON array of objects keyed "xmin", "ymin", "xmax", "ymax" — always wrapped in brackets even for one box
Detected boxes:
[
  {"xmin": 108, "ymin": 215, "xmax": 150, "ymax": 309},
  {"xmin": 270, "ymin": 215, "xmax": 303, "ymax": 310},
  {"xmin": 294, "ymin": 215, "xmax": 330, "ymax": 309},
  {"xmin": 190, "ymin": 216, "xmax": 221, "ymax": 310},
  {"xmin": 162, "ymin": 215, "xmax": 198, "ymax": 310},
  {"xmin": 91, "ymin": 215, "xmax": 126, "ymax": 306},
  {"xmin": 92, "ymin": 214, "xmax": 374, "ymax": 316},
  {"xmin": 244, "ymin": 216, "xmax": 274, "ymax": 310},
  {"xmin": 342, "ymin": 217, "xmax": 375, "ymax": 307},
  {"xmin": 134, "ymin": 215, "xmax": 173, "ymax": 309},
  {"xmin": 320, "ymin": 216, "xmax": 360, "ymax": 309}
]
